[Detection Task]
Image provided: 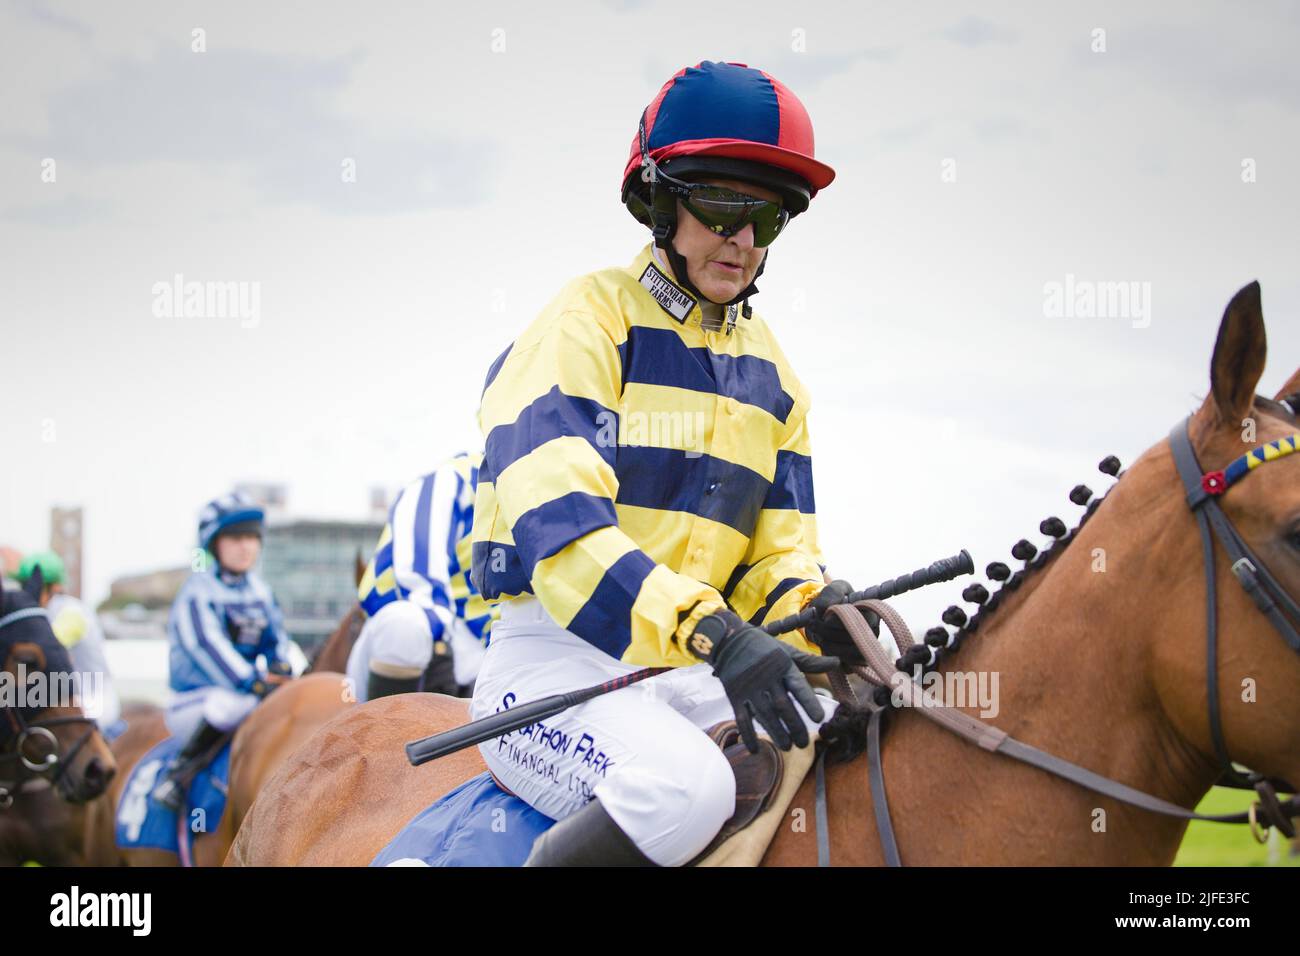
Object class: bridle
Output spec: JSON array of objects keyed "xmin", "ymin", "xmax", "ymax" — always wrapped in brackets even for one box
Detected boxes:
[
  {"xmin": 0, "ymin": 605, "xmax": 100, "ymax": 810},
  {"xmin": 813, "ymin": 409, "xmax": 1300, "ymax": 864},
  {"xmin": 1167, "ymin": 412, "xmax": 1300, "ymax": 801}
]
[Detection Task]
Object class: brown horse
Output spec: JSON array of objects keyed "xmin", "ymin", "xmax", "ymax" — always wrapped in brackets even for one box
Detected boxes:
[
  {"xmin": 83, "ymin": 606, "xmax": 364, "ymax": 866},
  {"xmin": 226, "ymin": 694, "xmax": 475, "ymax": 866},
  {"xmin": 306, "ymin": 552, "xmax": 368, "ymax": 675},
  {"xmin": 308, "ymin": 605, "xmax": 366, "ymax": 676},
  {"xmin": 80, "ymin": 702, "xmax": 169, "ymax": 865},
  {"xmin": 229, "ymin": 283, "xmax": 1300, "ymax": 866},
  {"xmin": 1, "ymin": 578, "xmax": 117, "ymax": 866}
]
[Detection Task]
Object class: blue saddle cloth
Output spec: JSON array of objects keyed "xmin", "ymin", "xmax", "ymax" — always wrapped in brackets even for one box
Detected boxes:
[
  {"xmin": 370, "ymin": 772, "xmax": 556, "ymax": 867},
  {"xmin": 114, "ymin": 735, "xmax": 231, "ymax": 858},
  {"xmin": 101, "ymin": 718, "xmax": 128, "ymax": 744}
]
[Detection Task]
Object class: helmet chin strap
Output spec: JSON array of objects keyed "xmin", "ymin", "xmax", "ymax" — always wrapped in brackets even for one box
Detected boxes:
[{"xmin": 655, "ymin": 226, "xmax": 765, "ymax": 314}]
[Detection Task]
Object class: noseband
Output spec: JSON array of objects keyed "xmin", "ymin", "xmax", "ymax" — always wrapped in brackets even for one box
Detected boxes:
[
  {"xmin": 1168, "ymin": 416, "xmax": 1300, "ymax": 799},
  {"xmin": 0, "ymin": 606, "xmax": 99, "ymax": 809}
]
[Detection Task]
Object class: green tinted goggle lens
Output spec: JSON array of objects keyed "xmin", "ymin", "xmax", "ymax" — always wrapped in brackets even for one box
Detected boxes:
[{"xmin": 681, "ymin": 186, "xmax": 789, "ymax": 247}]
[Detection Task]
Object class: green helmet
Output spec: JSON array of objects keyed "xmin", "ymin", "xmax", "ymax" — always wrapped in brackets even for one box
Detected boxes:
[{"xmin": 13, "ymin": 551, "xmax": 65, "ymax": 586}]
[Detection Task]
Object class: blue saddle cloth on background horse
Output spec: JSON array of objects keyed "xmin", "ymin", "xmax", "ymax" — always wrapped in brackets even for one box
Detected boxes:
[
  {"xmin": 115, "ymin": 736, "xmax": 231, "ymax": 863},
  {"xmin": 101, "ymin": 717, "xmax": 129, "ymax": 744},
  {"xmin": 370, "ymin": 772, "xmax": 555, "ymax": 867}
]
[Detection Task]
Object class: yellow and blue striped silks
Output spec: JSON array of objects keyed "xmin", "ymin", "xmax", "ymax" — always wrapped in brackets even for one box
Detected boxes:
[{"xmin": 471, "ymin": 242, "xmax": 826, "ymax": 668}]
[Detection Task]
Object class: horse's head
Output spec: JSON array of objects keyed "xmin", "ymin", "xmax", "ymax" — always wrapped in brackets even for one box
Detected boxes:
[
  {"xmin": 307, "ymin": 602, "xmax": 367, "ymax": 675},
  {"xmin": 1145, "ymin": 281, "xmax": 1300, "ymax": 790},
  {"xmin": 1, "ymin": 571, "xmax": 116, "ymax": 804}
]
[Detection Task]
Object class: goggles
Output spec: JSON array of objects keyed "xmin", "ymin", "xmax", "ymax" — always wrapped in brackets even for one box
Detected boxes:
[{"xmin": 638, "ymin": 110, "xmax": 790, "ymax": 248}]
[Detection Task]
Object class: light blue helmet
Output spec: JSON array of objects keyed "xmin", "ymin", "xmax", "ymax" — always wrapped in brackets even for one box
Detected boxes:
[{"xmin": 198, "ymin": 492, "xmax": 265, "ymax": 552}]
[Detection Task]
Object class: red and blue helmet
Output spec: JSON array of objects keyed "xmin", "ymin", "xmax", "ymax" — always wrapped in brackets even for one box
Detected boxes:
[{"xmin": 621, "ymin": 60, "xmax": 836, "ymax": 224}]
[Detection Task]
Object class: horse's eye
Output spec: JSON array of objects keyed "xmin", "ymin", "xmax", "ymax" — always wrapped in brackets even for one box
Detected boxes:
[{"xmin": 1288, "ymin": 526, "xmax": 1300, "ymax": 551}]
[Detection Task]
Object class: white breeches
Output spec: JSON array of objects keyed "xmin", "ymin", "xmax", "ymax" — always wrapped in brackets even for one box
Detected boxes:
[
  {"xmin": 164, "ymin": 685, "xmax": 259, "ymax": 739},
  {"xmin": 73, "ymin": 672, "xmax": 121, "ymax": 731},
  {"xmin": 447, "ymin": 616, "xmax": 487, "ymax": 688},
  {"xmin": 468, "ymin": 597, "xmax": 838, "ymax": 867},
  {"xmin": 347, "ymin": 601, "xmax": 487, "ymax": 703}
]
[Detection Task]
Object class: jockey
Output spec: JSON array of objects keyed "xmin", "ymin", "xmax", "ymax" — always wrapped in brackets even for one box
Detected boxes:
[
  {"xmin": 11, "ymin": 551, "xmax": 122, "ymax": 732},
  {"xmin": 469, "ymin": 60, "xmax": 880, "ymax": 866},
  {"xmin": 152, "ymin": 491, "xmax": 294, "ymax": 810},
  {"xmin": 351, "ymin": 451, "xmax": 497, "ymax": 701}
]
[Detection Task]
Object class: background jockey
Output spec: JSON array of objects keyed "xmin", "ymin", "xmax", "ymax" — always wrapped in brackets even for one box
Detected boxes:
[
  {"xmin": 10, "ymin": 550, "xmax": 123, "ymax": 736},
  {"xmin": 152, "ymin": 491, "xmax": 295, "ymax": 810},
  {"xmin": 351, "ymin": 451, "xmax": 497, "ymax": 701},
  {"xmin": 469, "ymin": 60, "xmax": 883, "ymax": 866}
]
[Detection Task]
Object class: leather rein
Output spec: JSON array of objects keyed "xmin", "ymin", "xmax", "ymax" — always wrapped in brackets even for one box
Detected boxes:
[{"xmin": 812, "ymin": 413, "xmax": 1300, "ymax": 865}]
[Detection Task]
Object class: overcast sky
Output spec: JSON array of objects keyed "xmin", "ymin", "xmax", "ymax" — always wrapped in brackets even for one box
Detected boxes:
[{"xmin": 2, "ymin": 0, "xmax": 1298, "ymax": 631}]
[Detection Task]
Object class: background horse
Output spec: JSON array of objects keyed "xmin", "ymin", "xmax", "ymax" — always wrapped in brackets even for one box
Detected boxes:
[
  {"xmin": 83, "ymin": 600, "xmax": 364, "ymax": 865},
  {"xmin": 229, "ymin": 282, "xmax": 1300, "ymax": 866},
  {"xmin": 1, "ymin": 573, "xmax": 116, "ymax": 866},
  {"xmin": 306, "ymin": 553, "xmax": 368, "ymax": 675}
]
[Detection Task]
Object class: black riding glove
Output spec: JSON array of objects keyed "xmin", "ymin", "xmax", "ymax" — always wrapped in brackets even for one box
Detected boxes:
[
  {"xmin": 804, "ymin": 580, "xmax": 881, "ymax": 666},
  {"xmin": 687, "ymin": 609, "xmax": 839, "ymax": 754}
]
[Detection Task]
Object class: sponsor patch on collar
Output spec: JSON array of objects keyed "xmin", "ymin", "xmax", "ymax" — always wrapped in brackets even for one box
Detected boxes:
[{"xmin": 638, "ymin": 261, "xmax": 696, "ymax": 323}]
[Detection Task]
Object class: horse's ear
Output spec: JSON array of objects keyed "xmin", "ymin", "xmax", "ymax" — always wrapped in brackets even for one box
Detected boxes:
[
  {"xmin": 1202, "ymin": 281, "xmax": 1267, "ymax": 428},
  {"xmin": 1271, "ymin": 365, "xmax": 1300, "ymax": 404},
  {"xmin": 23, "ymin": 563, "xmax": 44, "ymax": 602}
]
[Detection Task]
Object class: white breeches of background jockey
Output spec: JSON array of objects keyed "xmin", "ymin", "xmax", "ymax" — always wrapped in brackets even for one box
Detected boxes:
[
  {"xmin": 74, "ymin": 672, "xmax": 121, "ymax": 731},
  {"xmin": 346, "ymin": 601, "xmax": 487, "ymax": 703},
  {"xmin": 164, "ymin": 686, "xmax": 260, "ymax": 740},
  {"xmin": 447, "ymin": 616, "xmax": 487, "ymax": 687},
  {"xmin": 94, "ymin": 679, "xmax": 122, "ymax": 731},
  {"xmin": 469, "ymin": 597, "xmax": 839, "ymax": 867}
]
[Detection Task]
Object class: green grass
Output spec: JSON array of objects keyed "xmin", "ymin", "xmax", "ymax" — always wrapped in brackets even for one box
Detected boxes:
[{"xmin": 1173, "ymin": 787, "xmax": 1300, "ymax": 866}]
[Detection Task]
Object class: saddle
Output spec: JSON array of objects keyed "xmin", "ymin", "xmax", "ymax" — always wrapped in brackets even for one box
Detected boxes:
[
  {"xmin": 483, "ymin": 716, "xmax": 816, "ymax": 866},
  {"xmin": 686, "ymin": 720, "xmax": 793, "ymax": 866},
  {"xmin": 706, "ymin": 722, "xmax": 784, "ymax": 837}
]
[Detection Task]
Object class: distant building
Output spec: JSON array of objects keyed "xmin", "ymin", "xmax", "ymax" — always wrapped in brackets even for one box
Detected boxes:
[
  {"xmin": 100, "ymin": 606, "xmax": 170, "ymax": 643},
  {"xmin": 99, "ymin": 567, "xmax": 188, "ymax": 643},
  {"xmin": 102, "ymin": 566, "xmax": 190, "ymax": 611},
  {"xmin": 260, "ymin": 518, "xmax": 381, "ymax": 653},
  {"xmin": 369, "ymin": 485, "xmax": 391, "ymax": 523},
  {"xmin": 234, "ymin": 481, "xmax": 289, "ymax": 522},
  {"xmin": 50, "ymin": 507, "xmax": 84, "ymax": 598}
]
